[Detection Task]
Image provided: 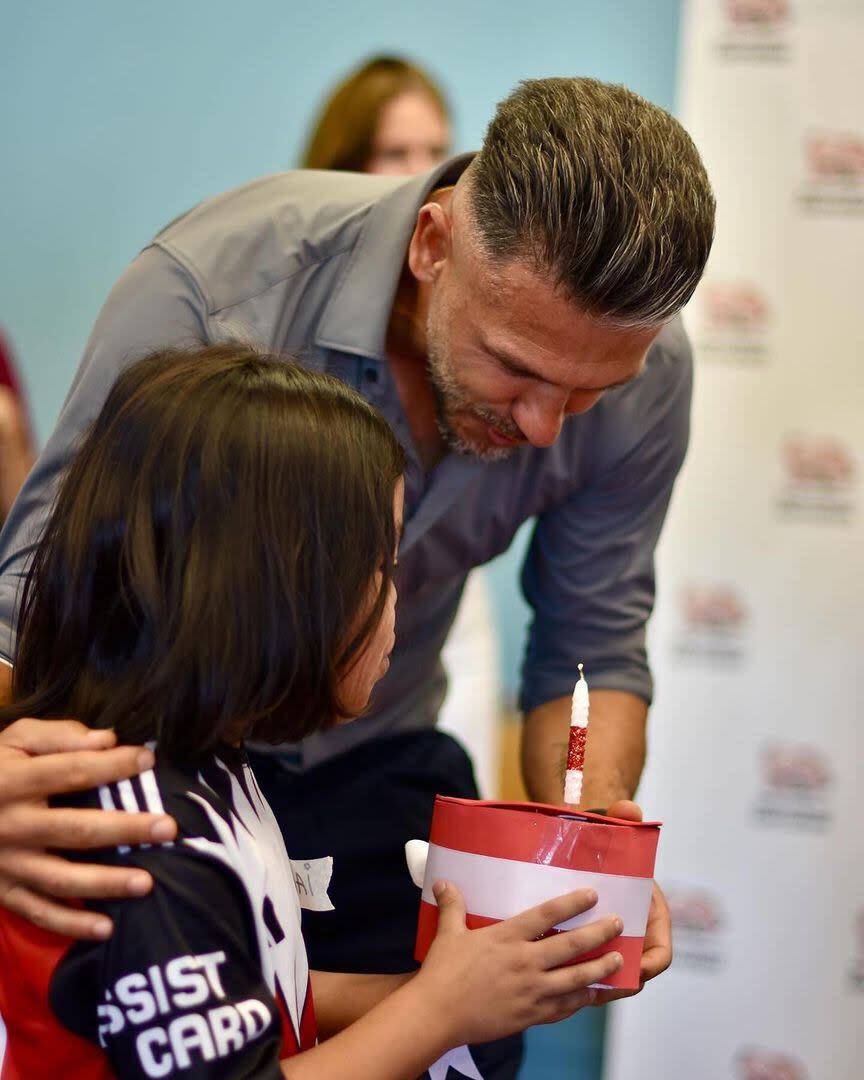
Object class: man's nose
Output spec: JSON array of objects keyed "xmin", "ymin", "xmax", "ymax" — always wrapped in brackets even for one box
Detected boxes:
[{"xmin": 513, "ymin": 386, "xmax": 603, "ymax": 448}]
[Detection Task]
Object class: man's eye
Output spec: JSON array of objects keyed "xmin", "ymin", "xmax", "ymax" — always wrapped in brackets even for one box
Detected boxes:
[{"xmin": 492, "ymin": 354, "xmax": 529, "ymax": 379}]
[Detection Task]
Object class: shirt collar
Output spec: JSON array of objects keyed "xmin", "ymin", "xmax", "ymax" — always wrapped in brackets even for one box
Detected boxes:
[{"xmin": 314, "ymin": 153, "xmax": 475, "ymax": 361}]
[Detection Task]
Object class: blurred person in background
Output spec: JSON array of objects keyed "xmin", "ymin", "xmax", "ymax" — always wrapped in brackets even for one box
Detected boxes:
[
  {"xmin": 301, "ymin": 55, "xmax": 452, "ymax": 176},
  {"xmin": 304, "ymin": 56, "xmax": 501, "ymax": 797},
  {"xmin": 0, "ymin": 329, "xmax": 35, "ymax": 523}
]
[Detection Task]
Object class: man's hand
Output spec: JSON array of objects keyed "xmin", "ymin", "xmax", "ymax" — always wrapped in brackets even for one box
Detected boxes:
[
  {"xmin": 590, "ymin": 799, "xmax": 672, "ymax": 1005},
  {"xmin": 0, "ymin": 718, "xmax": 177, "ymax": 939}
]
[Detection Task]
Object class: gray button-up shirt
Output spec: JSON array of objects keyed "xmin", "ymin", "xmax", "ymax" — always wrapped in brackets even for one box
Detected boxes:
[{"xmin": 0, "ymin": 156, "xmax": 691, "ymax": 771}]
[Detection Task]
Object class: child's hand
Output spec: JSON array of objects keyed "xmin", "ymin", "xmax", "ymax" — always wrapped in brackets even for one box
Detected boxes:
[{"xmin": 415, "ymin": 881, "xmax": 623, "ymax": 1046}]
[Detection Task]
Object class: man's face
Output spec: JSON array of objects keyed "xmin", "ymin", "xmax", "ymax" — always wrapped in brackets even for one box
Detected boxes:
[{"xmin": 424, "ymin": 222, "xmax": 662, "ymax": 462}]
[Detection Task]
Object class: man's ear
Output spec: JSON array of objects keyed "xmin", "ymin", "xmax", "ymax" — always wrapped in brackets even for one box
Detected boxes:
[{"xmin": 407, "ymin": 202, "xmax": 452, "ymax": 284}]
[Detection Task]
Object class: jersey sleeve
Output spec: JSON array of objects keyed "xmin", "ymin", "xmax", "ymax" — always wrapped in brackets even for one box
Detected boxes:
[
  {"xmin": 49, "ymin": 844, "xmax": 284, "ymax": 1079},
  {"xmin": 519, "ymin": 322, "xmax": 693, "ymax": 712}
]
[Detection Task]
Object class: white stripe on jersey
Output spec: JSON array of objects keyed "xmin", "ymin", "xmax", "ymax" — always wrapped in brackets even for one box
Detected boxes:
[
  {"xmin": 98, "ymin": 783, "xmax": 131, "ymax": 854},
  {"xmin": 115, "ymin": 778, "xmax": 140, "ymax": 815},
  {"xmin": 139, "ymin": 768, "xmax": 167, "ymax": 816},
  {"xmin": 138, "ymin": 769, "xmax": 173, "ymax": 848}
]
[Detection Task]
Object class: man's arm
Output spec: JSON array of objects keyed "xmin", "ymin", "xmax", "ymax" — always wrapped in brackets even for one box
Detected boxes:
[
  {"xmin": 521, "ymin": 689, "xmax": 647, "ymax": 808},
  {"xmin": 516, "ymin": 325, "xmax": 693, "ymax": 996},
  {"xmin": 0, "ymin": 244, "xmax": 206, "ymax": 662},
  {"xmin": 521, "ymin": 695, "xmax": 671, "ymax": 998},
  {"xmin": 518, "ymin": 322, "xmax": 692, "ymax": 735}
]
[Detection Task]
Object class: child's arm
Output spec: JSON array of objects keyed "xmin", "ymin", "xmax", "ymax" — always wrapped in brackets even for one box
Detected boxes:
[
  {"xmin": 282, "ymin": 883, "xmax": 623, "ymax": 1080},
  {"xmin": 310, "ymin": 971, "xmax": 413, "ymax": 1039}
]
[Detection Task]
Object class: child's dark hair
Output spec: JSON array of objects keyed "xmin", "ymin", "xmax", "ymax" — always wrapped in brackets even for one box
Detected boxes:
[{"xmin": 0, "ymin": 344, "xmax": 406, "ymax": 759}]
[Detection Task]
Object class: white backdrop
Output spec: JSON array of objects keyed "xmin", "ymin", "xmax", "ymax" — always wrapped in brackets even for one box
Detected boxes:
[
  {"xmin": 606, "ymin": 2, "xmax": 864, "ymax": 1078},
  {"xmin": 439, "ymin": 570, "xmax": 501, "ymax": 799}
]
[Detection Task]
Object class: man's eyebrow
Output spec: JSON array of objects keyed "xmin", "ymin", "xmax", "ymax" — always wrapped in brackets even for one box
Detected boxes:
[
  {"xmin": 485, "ymin": 346, "xmax": 538, "ymax": 379},
  {"xmin": 488, "ymin": 344, "xmax": 637, "ymax": 393}
]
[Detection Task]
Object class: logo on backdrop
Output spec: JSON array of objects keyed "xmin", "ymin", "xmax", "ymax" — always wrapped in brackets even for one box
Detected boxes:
[
  {"xmin": 716, "ymin": 0, "xmax": 792, "ymax": 62},
  {"xmin": 753, "ymin": 741, "xmax": 833, "ymax": 829},
  {"xmin": 735, "ymin": 1046, "xmax": 809, "ymax": 1080},
  {"xmin": 674, "ymin": 583, "xmax": 749, "ymax": 663},
  {"xmin": 667, "ymin": 885, "xmax": 726, "ymax": 970},
  {"xmin": 695, "ymin": 281, "xmax": 772, "ymax": 363},
  {"xmin": 848, "ymin": 907, "xmax": 864, "ymax": 992},
  {"xmin": 799, "ymin": 130, "xmax": 864, "ymax": 215},
  {"xmin": 778, "ymin": 434, "xmax": 858, "ymax": 521}
]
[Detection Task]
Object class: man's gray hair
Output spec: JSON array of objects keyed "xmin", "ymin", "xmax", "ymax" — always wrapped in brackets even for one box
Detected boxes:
[{"xmin": 468, "ymin": 78, "xmax": 716, "ymax": 328}]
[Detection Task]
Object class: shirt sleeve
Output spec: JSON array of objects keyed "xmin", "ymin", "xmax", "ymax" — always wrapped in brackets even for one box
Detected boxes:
[
  {"xmin": 49, "ymin": 844, "xmax": 284, "ymax": 1079},
  {"xmin": 519, "ymin": 321, "xmax": 693, "ymax": 712},
  {"xmin": 0, "ymin": 244, "xmax": 208, "ymax": 661}
]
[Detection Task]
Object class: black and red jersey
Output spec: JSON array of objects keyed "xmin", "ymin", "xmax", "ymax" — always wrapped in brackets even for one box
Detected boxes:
[{"xmin": 0, "ymin": 745, "xmax": 316, "ymax": 1078}]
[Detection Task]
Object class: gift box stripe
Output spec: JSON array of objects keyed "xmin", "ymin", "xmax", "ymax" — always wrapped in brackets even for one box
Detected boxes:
[
  {"xmin": 421, "ymin": 844, "xmax": 653, "ymax": 934},
  {"xmin": 429, "ymin": 799, "xmax": 659, "ymax": 878}
]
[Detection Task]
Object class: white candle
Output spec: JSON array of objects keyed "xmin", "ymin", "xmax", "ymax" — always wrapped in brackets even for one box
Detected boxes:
[
  {"xmin": 564, "ymin": 663, "xmax": 590, "ymax": 805},
  {"xmin": 570, "ymin": 662, "xmax": 589, "ymax": 728}
]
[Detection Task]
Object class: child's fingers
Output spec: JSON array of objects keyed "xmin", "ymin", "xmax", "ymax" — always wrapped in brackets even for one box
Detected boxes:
[
  {"xmin": 503, "ymin": 888, "xmax": 599, "ymax": 942},
  {"xmin": 535, "ymin": 914, "xmax": 623, "ymax": 969},
  {"xmin": 541, "ymin": 949, "xmax": 624, "ymax": 996},
  {"xmin": 432, "ymin": 881, "xmax": 467, "ymax": 936},
  {"xmin": 536, "ymin": 987, "xmax": 598, "ymax": 1024},
  {"xmin": 590, "ymin": 986, "xmax": 638, "ymax": 1007}
]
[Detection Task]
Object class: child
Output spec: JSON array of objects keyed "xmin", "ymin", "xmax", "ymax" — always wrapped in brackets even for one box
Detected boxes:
[{"xmin": 0, "ymin": 343, "xmax": 623, "ymax": 1079}]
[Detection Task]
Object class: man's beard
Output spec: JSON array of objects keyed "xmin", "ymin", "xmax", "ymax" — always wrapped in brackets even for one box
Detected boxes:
[{"xmin": 426, "ymin": 326, "xmax": 522, "ymax": 464}]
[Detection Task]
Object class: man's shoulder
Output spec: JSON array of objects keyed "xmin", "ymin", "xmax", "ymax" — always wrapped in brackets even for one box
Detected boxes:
[
  {"xmin": 615, "ymin": 314, "xmax": 693, "ymax": 417},
  {"xmin": 567, "ymin": 316, "xmax": 692, "ymax": 472},
  {"xmin": 646, "ymin": 315, "xmax": 693, "ymax": 382},
  {"xmin": 150, "ymin": 170, "xmax": 406, "ymax": 316}
]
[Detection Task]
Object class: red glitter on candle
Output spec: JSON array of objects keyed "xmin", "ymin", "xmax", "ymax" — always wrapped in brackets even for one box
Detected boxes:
[{"xmin": 567, "ymin": 726, "xmax": 587, "ymax": 772}]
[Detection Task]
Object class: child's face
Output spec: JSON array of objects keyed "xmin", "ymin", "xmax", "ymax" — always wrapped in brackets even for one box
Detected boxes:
[{"xmin": 337, "ymin": 478, "xmax": 405, "ymax": 718}]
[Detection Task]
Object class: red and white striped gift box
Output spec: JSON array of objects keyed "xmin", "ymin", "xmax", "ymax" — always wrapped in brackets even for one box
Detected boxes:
[{"xmin": 414, "ymin": 797, "xmax": 661, "ymax": 990}]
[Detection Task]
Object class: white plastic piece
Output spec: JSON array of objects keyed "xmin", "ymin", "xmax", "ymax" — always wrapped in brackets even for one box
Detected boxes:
[{"xmin": 405, "ymin": 838, "xmax": 429, "ymax": 890}]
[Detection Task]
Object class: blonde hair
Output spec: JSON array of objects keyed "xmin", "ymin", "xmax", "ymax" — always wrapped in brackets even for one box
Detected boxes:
[{"xmin": 301, "ymin": 56, "xmax": 450, "ymax": 172}]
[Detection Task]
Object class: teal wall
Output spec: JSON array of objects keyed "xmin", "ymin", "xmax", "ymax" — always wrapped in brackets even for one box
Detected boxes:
[{"xmin": 2, "ymin": 3, "xmax": 682, "ymax": 1075}]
